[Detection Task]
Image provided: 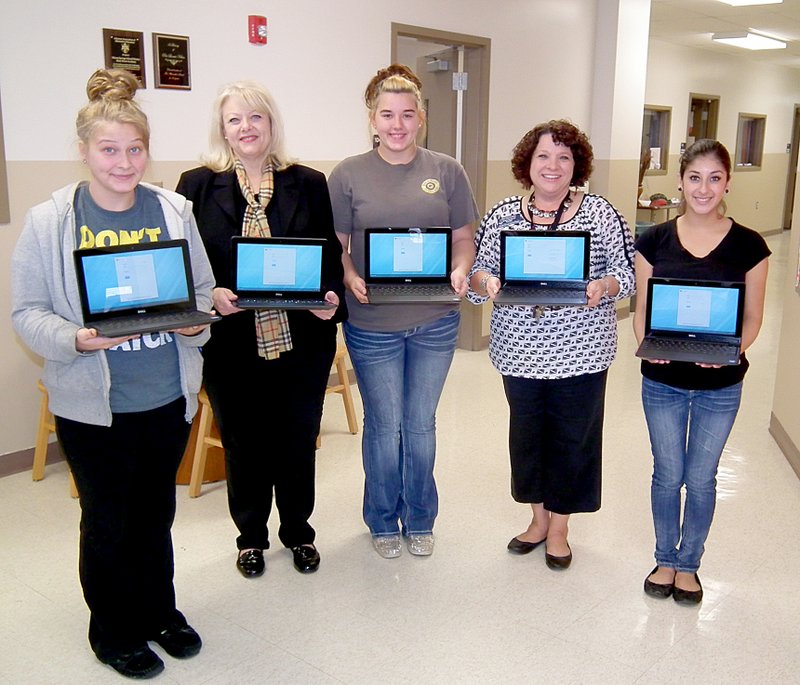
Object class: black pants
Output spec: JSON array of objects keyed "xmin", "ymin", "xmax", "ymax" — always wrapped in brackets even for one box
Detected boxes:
[
  {"xmin": 204, "ymin": 343, "xmax": 335, "ymax": 551},
  {"xmin": 55, "ymin": 398, "xmax": 190, "ymax": 658},
  {"xmin": 502, "ymin": 370, "xmax": 607, "ymax": 515}
]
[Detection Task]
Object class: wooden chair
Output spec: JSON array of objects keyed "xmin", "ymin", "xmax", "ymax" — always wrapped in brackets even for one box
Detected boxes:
[
  {"xmin": 33, "ymin": 381, "xmax": 78, "ymax": 498},
  {"xmin": 187, "ymin": 340, "xmax": 359, "ymax": 497}
]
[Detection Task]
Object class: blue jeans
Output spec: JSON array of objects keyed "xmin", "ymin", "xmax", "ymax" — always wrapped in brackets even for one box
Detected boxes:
[
  {"xmin": 642, "ymin": 377, "xmax": 742, "ymax": 573},
  {"xmin": 344, "ymin": 311, "xmax": 459, "ymax": 536}
]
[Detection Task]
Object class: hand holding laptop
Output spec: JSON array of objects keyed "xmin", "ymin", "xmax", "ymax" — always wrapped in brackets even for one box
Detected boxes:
[
  {"xmin": 213, "ymin": 287, "xmax": 244, "ymax": 315},
  {"xmin": 76, "ymin": 326, "xmax": 138, "ymax": 352},
  {"xmin": 309, "ymin": 291, "xmax": 340, "ymax": 320},
  {"xmin": 344, "ymin": 272, "xmax": 370, "ymax": 304},
  {"xmin": 450, "ymin": 265, "xmax": 470, "ymax": 298}
]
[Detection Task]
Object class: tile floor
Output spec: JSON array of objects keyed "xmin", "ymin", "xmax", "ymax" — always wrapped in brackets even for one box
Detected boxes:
[{"xmin": 1, "ymin": 231, "xmax": 797, "ymax": 684}]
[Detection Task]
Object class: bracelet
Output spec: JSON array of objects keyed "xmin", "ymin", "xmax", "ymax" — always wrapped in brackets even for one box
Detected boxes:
[{"xmin": 479, "ymin": 273, "xmax": 492, "ymax": 292}]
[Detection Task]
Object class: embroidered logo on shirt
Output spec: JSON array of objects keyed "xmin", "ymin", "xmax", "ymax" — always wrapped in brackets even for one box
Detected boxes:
[{"xmin": 421, "ymin": 179, "xmax": 440, "ymax": 194}]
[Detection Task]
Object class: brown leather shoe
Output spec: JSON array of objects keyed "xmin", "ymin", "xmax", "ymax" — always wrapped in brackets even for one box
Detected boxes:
[{"xmin": 545, "ymin": 542, "xmax": 572, "ymax": 570}]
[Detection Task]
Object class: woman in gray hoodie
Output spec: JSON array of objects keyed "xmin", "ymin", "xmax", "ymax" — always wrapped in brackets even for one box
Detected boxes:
[{"xmin": 11, "ymin": 69, "xmax": 214, "ymax": 680}]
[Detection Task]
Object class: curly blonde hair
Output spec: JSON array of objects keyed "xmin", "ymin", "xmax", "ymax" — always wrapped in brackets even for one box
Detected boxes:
[{"xmin": 75, "ymin": 69, "xmax": 150, "ymax": 149}]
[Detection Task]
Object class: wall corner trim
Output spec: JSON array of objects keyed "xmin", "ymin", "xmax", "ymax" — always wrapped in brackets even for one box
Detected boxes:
[{"xmin": 769, "ymin": 412, "xmax": 800, "ymax": 481}]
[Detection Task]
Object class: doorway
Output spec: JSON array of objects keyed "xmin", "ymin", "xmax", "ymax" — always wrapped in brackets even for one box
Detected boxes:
[
  {"xmin": 686, "ymin": 94, "xmax": 720, "ymax": 144},
  {"xmin": 392, "ymin": 23, "xmax": 491, "ymax": 350},
  {"xmin": 783, "ymin": 104, "xmax": 800, "ymax": 231}
]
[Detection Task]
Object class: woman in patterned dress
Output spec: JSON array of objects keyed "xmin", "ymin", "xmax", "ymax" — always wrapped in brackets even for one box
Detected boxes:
[{"xmin": 468, "ymin": 120, "xmax": 635, "ymax": 570}]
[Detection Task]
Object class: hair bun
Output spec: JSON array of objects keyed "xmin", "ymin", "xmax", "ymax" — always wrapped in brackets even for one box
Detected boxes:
[
  {"xmin": 85, "ymin": 69, "xmax": 139, "ymax": 103},
  {"xmin": 377, "ymin": 64, "xmax": 422, "ymax": 90},
  {"xmin": 364, "ymin": 63, "xmax": 422, "ymax": 109}
]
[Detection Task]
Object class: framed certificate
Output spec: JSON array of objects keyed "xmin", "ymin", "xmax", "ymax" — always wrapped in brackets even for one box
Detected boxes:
[
  {"xmin": 103, "ymin": 28, "xmax": 146, "ymax": 88},
  {"xmin": 152, "ymin": 33, "xmax": 191, "ymax": 90}
]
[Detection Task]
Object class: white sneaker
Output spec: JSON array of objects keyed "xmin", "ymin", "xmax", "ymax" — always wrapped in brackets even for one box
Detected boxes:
[
  {"xmin": 372, "ymin": 535, "xmax": 402, "ymax": 559},
  {"xmin": 406, "ymin": 534, "xmax": 434, "ymax": 556}
]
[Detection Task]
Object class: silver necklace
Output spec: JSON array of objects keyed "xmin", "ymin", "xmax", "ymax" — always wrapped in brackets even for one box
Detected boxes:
[{"xmin": 527, "ymin": 190, "xmax": 572, "ymax": 219}]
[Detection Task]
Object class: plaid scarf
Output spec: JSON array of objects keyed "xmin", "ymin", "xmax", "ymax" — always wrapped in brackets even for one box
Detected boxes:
[{"xmin": 234, "ymin": 160, "xmax": 292, "ymax": 360}]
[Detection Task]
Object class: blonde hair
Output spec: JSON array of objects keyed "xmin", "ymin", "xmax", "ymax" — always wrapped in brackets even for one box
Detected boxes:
[
  {"xmin": 364, "ymin": 64, "xmax": 424, "ymax": 114},
  {"xmin": 203, "ymin": 81, "xmax": 290, "ymax": 172},
  {"xmin": 365, "ymin": 64, "xmax": 427, "ymax": 140},
  {"xmin": 75, "ymin": 69, "xmax": 150, "ymax": 149}
]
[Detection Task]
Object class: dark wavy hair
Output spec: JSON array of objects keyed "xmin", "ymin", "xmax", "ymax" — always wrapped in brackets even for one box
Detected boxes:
[{"xmin": 511, "ymin": 120, "xmax": 593, "ymax": 189}]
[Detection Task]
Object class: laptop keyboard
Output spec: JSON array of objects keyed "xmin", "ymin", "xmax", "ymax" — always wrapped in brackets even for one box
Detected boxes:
[
  {"xmin": 371, "ymin": 285, "xmax": 451, "ymax": 296},
  {"xmin": 644, "ymin": 339, "xmax": 739, "ymax": 356},
  {"xmin": 236, "ymin": 297, "xmax": 334, "ymax": 310},
  {"xmin": 94, "ymin": 311, "xmax": 216, "ymax": 337},
  {"xmin": 367, "ymin": 285, "xmax": 459, "ymax": 303}
]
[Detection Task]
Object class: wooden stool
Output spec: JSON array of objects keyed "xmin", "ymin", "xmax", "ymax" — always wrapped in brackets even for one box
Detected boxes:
[
  {"xmin": 317, "ymin": 341, "xmax": 359, "ymax": 448},
  {"xmin": 185, "ymin": 340, "xmax": 359, "ymax": 495},
  {"xmin": 33, "ymin": 381, "xmax": 78, "ymax": 498},
  {"xmin": 185, "ymin": 387, "xmax": 225, "ymax": 498}
]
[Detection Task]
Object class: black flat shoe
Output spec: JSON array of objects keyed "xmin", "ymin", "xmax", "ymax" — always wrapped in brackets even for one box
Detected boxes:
[
  {"xmin": 643, "ymin": 566, "xmax": 674, "ymax": 598},
  {"xmin": 507, "ymin": 536, "xmax": 546, "ymax": 555},
  {"xmin": 237, "ymin": 549, "xmax": 265, "ymax": 578},
  {"xmin": 291, "ymin": 544, "xmax": 320, "ymax": 573},
  {"xmin": 673, "ymin": 573, "xmax": 703, "ymax": 605},
  {"xmin": 99, "ymin": 645, "xmax": 164, "ymax": 679},
  {"xmin": 545, "ymin": 542, "xmax": 572, "ymax": 570},
  {"xmin": 150, "ymin": 621, "xmax": 202, "ymax": 659}
]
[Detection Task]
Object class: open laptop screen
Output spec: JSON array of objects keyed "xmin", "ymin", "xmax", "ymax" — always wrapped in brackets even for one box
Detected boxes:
[
  {"xmin": 501, "ymin": 231, "xmax": 589, "ymax": 282},
  {"xmin": 648, "ymin": 281, "xmax": 743, "ymax": 336},
  {"xmin": 79, "ymin": 243, "xmax": 191, "ymax": 315},
  {"xmin": 366, "ymin": 229, "xmax": 450, "ymax": 280},
  {"xmin": 235, "ymin": 240, "xmax": 323, "ymax": 293}
]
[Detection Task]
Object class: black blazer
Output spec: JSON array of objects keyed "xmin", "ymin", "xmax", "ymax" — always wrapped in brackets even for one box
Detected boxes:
[{"xmin": 177, "ymin": 164, "xmax": 347, "ymax": 355}]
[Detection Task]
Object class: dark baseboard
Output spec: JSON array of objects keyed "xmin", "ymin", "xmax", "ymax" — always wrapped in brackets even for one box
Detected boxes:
[{"xmin": 0, "ymin": 442, "xmax": 65, "ymax": 479}]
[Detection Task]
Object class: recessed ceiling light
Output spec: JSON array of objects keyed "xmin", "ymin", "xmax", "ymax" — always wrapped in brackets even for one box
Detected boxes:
[
  {"xmin": 711, "ymin": 31, "xmax": 787, "ymax": 50},
  {"xmin": 717, "ymin": 0, "xmax": 783, "ymax": 6}
]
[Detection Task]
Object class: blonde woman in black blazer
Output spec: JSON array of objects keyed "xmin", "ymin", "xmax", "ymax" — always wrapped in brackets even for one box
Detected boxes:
[{"xmin": 177, "ymin": 81, "xmax": 346, "ymax": 579}]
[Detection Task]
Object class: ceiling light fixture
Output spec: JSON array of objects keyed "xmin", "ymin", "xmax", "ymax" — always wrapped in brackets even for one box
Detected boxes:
[
  {"xmin": 717, "ymin": 0, "xmax": 783, "ymax": 6},
  {"xmin": 711, "ymin": 30, "xmax": 787, "ymax": 50}
]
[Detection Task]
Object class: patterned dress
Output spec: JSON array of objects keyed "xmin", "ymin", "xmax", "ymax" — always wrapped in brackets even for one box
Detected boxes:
[{"xmin": 468, "ymin": 194, "xmax": 636, "ymax": 379}]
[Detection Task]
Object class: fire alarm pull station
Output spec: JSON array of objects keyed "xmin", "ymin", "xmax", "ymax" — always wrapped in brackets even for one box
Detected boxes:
[{"xmin": 248, "ymin": 16, "xmax": 267, "ymax": 44}]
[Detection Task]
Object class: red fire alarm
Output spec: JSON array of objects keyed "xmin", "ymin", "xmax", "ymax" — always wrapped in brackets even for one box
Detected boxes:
[{"xmin": 248, "ymin": 15, "xmax": 267, "ymax": 44}]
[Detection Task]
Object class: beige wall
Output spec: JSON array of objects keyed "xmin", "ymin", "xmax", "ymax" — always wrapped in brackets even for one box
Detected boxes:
[
  {"xmin": 770, "ymin": 175, "xmax": 800, "ymax": 473},
  {"xmin": 642, "ymin": 152, "xmax": 788, "ymax": 235},
  {"xmin": 3, "ymin": 2, "xmax": 800, "ymax": 463}
]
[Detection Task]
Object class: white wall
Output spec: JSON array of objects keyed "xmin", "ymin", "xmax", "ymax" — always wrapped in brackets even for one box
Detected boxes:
[
  {"xmin": 641, "ymin": 39, "xmax": 800, "ymax": 233},
  {"xmin": 1, "ymin": 0, "xmax": 598, "ymax": 167},
  {"xmin": 645, "ymin": 40, "xmax": 799, "ymax": 158},
  {"xmin": 0, "ymin": 0, "xmax": 601, "ymax": 457}
]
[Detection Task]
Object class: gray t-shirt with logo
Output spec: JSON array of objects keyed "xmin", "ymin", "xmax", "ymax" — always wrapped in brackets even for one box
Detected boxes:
[
  {"xmin": 74, "ymin": 183, "xmax": 182, "ymax": 413},
  {"xmin": 328, "ymin": 147, "xmax": 479, "ymax": 332}
]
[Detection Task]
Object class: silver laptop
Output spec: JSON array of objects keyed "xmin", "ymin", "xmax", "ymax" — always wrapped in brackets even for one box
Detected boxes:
[
  {"xmin": 231, "ymin": 236, "xmax": 335, "ymax": 310},
  {"xmin": 636, "ymin": 277, "xmax": 745, "ymax": 366},
  {"xmin": 74, "ymin": 239, "xmax": 219, "ymax": 337},
  {"xmin": 364, "ymin": 227, "xmax": 459, "ymax": 304},
  {"xmin": 495, "ymin": 230, "xmax": 591, "ymax": 306}
]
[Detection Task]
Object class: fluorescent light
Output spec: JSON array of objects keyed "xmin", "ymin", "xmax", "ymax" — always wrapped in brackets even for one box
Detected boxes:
[
  {"xmin": 717, "ymin": 1, "xmax": 783, "ymax": 6},
  {"xmin": 711, "ymin": 31, "xmax": 787, "ymax": 50}
]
